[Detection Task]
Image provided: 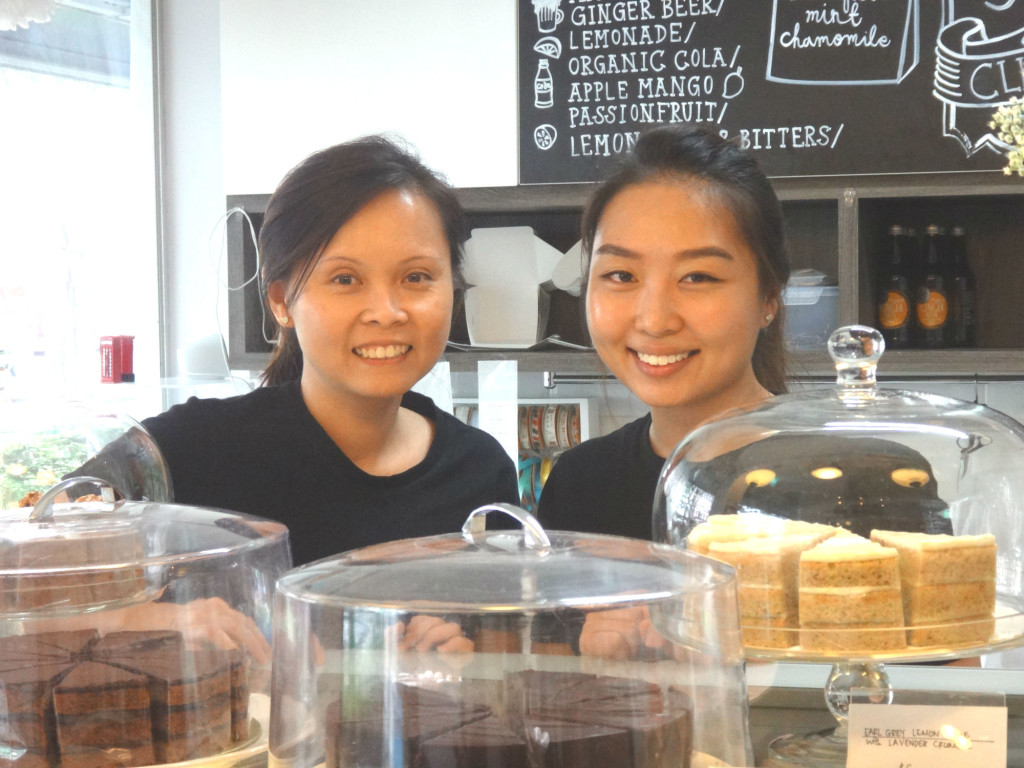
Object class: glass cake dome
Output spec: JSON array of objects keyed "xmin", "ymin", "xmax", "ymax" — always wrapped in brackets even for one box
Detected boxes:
[
  {"xmin": 0, "ymin": 397, "xmax": 172, "ymax": 509},
  {"xmin": 270, "ymin": 504, "xmax": 752, "ymax": 768},
  {"xmin": 653, "ymin": 326, "xmax": 1024, "ymax": 663},
  {"xmin": 0, "ymin": 473, "xmax": 291, "ymax": 767}
]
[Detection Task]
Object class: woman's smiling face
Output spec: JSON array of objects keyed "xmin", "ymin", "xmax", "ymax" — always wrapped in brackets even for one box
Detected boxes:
[
  {"xmin": 269, "ymin": 187, "xmax": 454, "ymax": 405},
  {"xmin": 585, "ymin": 177, "xmax": 775, "ymax": 422}
]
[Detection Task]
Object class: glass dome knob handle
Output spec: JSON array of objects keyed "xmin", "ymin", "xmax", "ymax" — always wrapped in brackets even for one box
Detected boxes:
[
  {"xmin": 828, "ymin": 325, "xmax": 885, "ymax": 389},
  {"xmin": 462, "ymin": 503, "xmax": 552, "ymax": 551},
  {"xmin": 28, "ymin": 475, "xmax": 121, "ymax": 522}
]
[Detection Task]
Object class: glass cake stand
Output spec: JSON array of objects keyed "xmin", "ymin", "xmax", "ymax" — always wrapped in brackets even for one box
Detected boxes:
[
  {"xmin": 649, "ymin": 329, "xmax": 1024, "ymax": 768},
  {"xmin": 741, "ymin": 604, "xmax": 1024, "ymax": 767}
]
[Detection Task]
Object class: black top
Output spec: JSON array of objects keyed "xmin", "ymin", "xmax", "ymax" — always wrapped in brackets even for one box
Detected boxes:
[
  {"xmin": 537, "ymin": 414, "xmax": 664, "ymax": 541},
  {"xmin": 140, "ymin": 382, "xmax": 520, "ymax": 565},
  {"xmin": 539, "ymin": 423, "xmax": 953, "ymax": 544}
]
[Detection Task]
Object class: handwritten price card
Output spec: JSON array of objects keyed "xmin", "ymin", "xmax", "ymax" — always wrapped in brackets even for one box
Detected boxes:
[{"xmin": 847, "ymin": 702, "xmax": 1007, "ymax": 768}]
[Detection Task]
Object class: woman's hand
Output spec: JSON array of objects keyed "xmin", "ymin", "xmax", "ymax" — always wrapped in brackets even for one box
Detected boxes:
[
  {"xmin": 579, "ymin": 606, "xmax": 665, "ymax": 660},
  {"xmin": 390, "ymin": 615, "xmax": 474, "ymax": 654},
  {"xmin": 139, "ymin": 598, "xmax": 272, "ymax": 663}
]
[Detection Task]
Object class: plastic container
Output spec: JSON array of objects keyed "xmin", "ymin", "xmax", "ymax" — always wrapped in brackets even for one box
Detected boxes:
[
  {"xmin": 0, "ymin": 450, "xmax": 291, "ymax": 768},
  {"xmin": 270, "ymin": 505, "xmax": 753, "ymax": 768},
  {"xmin": 783, "ymin": 280, "xmax": 839, "ymax": 350}
]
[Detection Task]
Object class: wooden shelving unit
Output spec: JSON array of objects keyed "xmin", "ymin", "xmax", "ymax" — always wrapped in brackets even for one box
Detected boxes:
[{"xmin": 227, "ymin": 172, "xmax": 1024, "ymax": 379}]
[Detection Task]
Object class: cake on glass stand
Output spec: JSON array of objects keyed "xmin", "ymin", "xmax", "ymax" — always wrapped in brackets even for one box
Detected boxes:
[
  {"xmin": 654, "ymin": 326, "xmax": 1024, "ymax": 767},
  {"xmin": 1, "ymin": 402, "xmax": 292, "ymax": 768}
]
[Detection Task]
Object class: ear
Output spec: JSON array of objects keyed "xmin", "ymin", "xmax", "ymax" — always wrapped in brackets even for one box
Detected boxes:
[
  {"xmin": 762, "ymin": 293, "xmax": 781, "ymax": 328},
  {"xmin": 266, "ymin": 280, "xmax": 290, "ymax": 326}
]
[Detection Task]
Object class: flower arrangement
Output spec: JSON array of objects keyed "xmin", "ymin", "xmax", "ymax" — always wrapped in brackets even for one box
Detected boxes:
[{"xmin": 990, "ymin": 97, "xmax": 1024, "ymax": 176}]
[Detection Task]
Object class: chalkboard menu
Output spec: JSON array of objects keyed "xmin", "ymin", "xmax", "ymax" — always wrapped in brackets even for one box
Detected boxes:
[{"xmin": 518, "ymin": 0, "xmax": 1024, "ymax": 183}]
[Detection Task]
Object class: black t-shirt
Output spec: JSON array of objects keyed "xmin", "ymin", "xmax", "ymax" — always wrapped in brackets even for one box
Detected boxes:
[
  {"xmin": 141, "ymin": 382, "xmax": 520, "ymax": 565},
  {"xmin": 537, "ymin": 414, "xmax": 665, "ymax": 540}
]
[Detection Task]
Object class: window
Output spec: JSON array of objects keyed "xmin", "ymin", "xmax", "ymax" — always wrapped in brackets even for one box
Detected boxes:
[{"xmin": 0, "ymin": 0, "xmax": 157, "ymax": 393}]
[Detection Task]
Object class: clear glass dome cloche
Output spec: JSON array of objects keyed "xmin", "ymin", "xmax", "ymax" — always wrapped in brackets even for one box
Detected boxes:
[
  {"xmin": 1, "ymin": 397, "xmax": 171, "ymax": 509},
  {"xmin": 0, "ymin": 478, "xmax": 291, "ymax": 768},
  {"xmin": 653, "ymin": 326, "xmax": 1024, "ymax": 663},
  {"xmin": 270, "ymin": 504, "xmax": 751, "ymax": 768}
]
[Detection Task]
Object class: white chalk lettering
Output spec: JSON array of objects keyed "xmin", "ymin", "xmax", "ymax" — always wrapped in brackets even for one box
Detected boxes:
[
  {"xmin": 672, "ymin": 46, "xmax": 729, "ymax": 70},
  {"xmin": 570, "ymin": 1, "xmax": 655, "ymax": 26},
  {"xmin": 637, "ymin": 74, "xmax": 715, "ymax": 98},
  {"xmin": 571, "ymin": 131, "xmax": 641, "ymax": 156},
  {"xmin": 736, "ymin": 125, "xmax": 836, "ymax": 150},
  {"xmin": 660, "ymin": 0, "xmax": 719, "ymax": 18},
  {"xmin": 568, "ymin": 79, "xmax": 631, "ymax": 101},
  {"xmin": 567, "ymin": 23, "xmax": 684, "ymax": 50},
  {"xmin": 778, "ymin": 22, "xmax": 890, "ymax": 50},
  {"xmin": 569, "ymin": 50, "xmax": 666, "ymax": 74},
  {"xmin": 629, "ymin": 100, "xmax": 719, "ymax": 122}
]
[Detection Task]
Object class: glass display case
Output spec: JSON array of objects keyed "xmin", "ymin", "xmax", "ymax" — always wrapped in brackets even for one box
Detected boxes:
[
  {"xmin": 270, "ymin": 504, "xmax": 751, "ymax": 768},
  {"xmin": 653, "ymin": 326, "xmax": 1024, "ymax": 765},
  {"xmin": 1, "ymin": 473, "xmax": 291, "ymax": 768}
]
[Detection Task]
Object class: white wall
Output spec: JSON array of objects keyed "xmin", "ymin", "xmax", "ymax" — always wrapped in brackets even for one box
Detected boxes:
[
  {"xmin": 219, "ymin": 0, "xmax": 520, "ymax": 193},
  {"xmin": 158, "ymin": 0, "xmax": 521, "ymax": 383}
]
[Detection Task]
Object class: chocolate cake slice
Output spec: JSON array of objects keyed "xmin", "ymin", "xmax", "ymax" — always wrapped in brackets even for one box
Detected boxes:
[
  {"xmin": 89, "ymin": 630, "xmax": 182, "ymax": 658},
  {"xmin": 324, "ymin": 672, "xmax": 693, "ymax": 768},
  {"xmin": 54, "ymin": 662, "xmax": 155, "ymax": 768},
  {"xmin": 0, "ymin": 630, "xmax": 251, "ymax": 768},
  {"xmin": 27, "ymin": 630, "xmax": 100, "ymax": 659},
  {"xmin": 504, "ymin": 669, "xmax": 596, "ymax": 713},
  {"xmin": 417, "ymin": 715, "xmax": 529, "ymax": 768},
  {"xmin": 0, "ymin": 661, "xmax": 74, "ymax": 768},
  {"xmin": 523, "ymin": 717, "xmax": 632, "ymax": 768},
  {"xmin": 325, "ymin": 680, "xmax": 491, "ymax": 768},
  {"xmin": 104, "ymin": 647, "xmax": 232, "ymax": 763},
  {"xmin": 225, "ymin": 648, "xmax": 249, "ymax": 743},
  {"xmin": 0, "ymin": 634, "xmax": 76, "ymax": 662}
]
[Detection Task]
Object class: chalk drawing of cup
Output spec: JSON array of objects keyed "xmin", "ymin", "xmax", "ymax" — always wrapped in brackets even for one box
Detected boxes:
[{"xmin": 533, "ymin": 0, "xmax": 564, "ymax": 33}]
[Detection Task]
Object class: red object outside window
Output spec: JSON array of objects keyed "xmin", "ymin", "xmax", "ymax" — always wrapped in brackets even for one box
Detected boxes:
[{"xmin": 100, "ymin": 335, "xmax": 135, "ymax": 383}]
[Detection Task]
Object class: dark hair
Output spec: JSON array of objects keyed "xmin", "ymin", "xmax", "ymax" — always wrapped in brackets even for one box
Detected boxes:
[
  {"xmin": 580, "ymin": 123, "xmax": 791, "ymax": 394},
  {"xmin": 258, "ymin": 134, "xmax": 467, "ymax": 386}
]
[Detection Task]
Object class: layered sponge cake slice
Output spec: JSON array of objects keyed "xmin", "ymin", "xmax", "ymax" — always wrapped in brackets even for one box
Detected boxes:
[
  {"xmin": 798, "ymin": 536, "xmax": 906, "ymax": 652},
  {"xmin": 870, "ymin": 530, "xmax": 997, "ymax": 647},
  {"xmin": 707, "ymin": 533, "xmax": 822, "ymax": 649}
]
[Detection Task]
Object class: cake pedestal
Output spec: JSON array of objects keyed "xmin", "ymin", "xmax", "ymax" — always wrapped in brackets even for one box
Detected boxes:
[{"xmin": 767, "ymin": 661, "xmax": 892, "ymax": 767}]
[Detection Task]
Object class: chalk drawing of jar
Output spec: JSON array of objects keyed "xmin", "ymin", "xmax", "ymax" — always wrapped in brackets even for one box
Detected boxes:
[
  {"xmin": 533, "ymin": 0, "xmax": 564, "ymax": 34},
  {"xmin": 535, "ymin": 59, "xmax": 553, "ymax": 109},
  {"xmin": 766, "ymin": 0, "xmax": 919, "ymax": 85}
]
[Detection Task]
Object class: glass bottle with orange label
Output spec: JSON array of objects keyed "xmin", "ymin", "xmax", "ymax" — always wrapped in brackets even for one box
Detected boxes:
[
  {"xmin": 876, "ymin": 224, "xmax": 915, "ymax": 349},
  {"xmin": 914, "ymin": 224, "xmax": 951, "ymax": 349}
]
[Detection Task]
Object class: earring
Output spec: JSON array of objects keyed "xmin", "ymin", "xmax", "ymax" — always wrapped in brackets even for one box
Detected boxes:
[
  {"xmin": 764, "ymin": 313, "xmax": 775, "ymax": 323},
  {"xmin": 278, "ymin": 315, "xmax": 289, "ymax": 325}
]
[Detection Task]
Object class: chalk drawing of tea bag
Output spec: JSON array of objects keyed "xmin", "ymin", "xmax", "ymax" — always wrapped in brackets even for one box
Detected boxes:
[{"xmin": 767, "ymin": 0, "xmax": 919, "ymax": 85}]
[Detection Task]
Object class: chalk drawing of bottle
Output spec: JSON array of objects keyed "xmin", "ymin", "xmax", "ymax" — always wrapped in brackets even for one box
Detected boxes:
[{"xmin": 535, "ymin": 59, "xmax": 553, "ymax": 108}]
